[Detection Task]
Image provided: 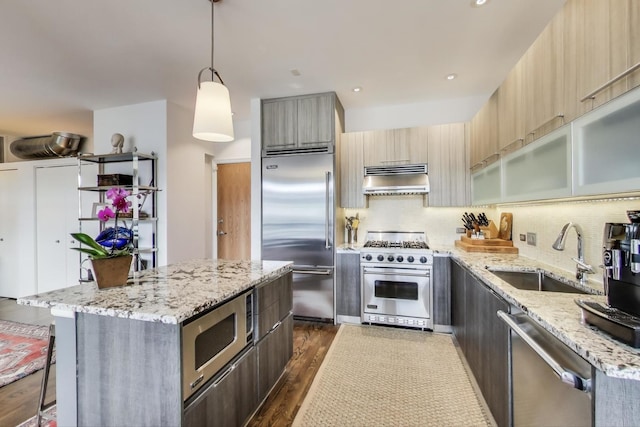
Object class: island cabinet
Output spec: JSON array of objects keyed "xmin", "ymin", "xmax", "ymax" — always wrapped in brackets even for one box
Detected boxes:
[
  {"xmin": 336, "ymin": 251, "xmax": 361, "ymax": 321},
  {"xmin": 451, "ymin": 259, "xmax": 509, "ymax": 427},
  {"xmin": 261, "ymin": 92, "xmax": 344, "ymax": 155},
  {"xmin": 254, "ymin": 273, "xmax": 294, "ymax": 402},
  {"xmin": 39, "ymin": 260, "xmax": 294, "ymax": 427}
]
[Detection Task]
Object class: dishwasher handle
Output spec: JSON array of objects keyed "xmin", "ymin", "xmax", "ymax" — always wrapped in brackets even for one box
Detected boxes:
[{"xmin": 497, "ymin": 310, "xmax": 592, "ymax": 393}]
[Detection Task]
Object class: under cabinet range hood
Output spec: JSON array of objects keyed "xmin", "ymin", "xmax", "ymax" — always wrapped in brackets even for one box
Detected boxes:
[{"xmin": 362, "ymin": 163, "xmax": 430, "ymax": 195}]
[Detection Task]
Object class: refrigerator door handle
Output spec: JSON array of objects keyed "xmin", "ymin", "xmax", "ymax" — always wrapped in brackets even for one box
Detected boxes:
[
  {"xmin": 293, "ymin": 269, "xmax": 333, "ymax": 276},
  {"xmin": 325, "ymin": 171, "xmax": 332, "ymax": 249}
]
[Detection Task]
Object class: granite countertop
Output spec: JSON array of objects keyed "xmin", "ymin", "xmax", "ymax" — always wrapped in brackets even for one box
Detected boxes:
[
  {"xmin": 443, "ymin": 247, "xmax": 640, "ymax": 381},
  {"xmin": 18, "ymin": 259, "xmax": 292, "ymax": 325}
]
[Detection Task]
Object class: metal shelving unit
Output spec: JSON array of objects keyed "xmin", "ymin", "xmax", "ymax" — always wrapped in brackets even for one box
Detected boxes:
[{"xmin": 77, "ymin": 151, "xmax": 158, "ymax": 280}]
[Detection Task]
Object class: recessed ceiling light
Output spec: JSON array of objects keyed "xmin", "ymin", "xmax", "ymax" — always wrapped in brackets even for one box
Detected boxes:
[
  {"xmin": 446, "ymin": 73, "xmax": 458, "ymax": 80},
  {"xmin": 352, "ymin": 87, "xmax": 362, "ymax": 92},
  {"xmin": 471, "ymin": 0, "xmax": 489, "ymax": 7}
]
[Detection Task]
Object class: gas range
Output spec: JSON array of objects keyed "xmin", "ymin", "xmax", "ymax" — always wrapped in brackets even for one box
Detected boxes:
[
  {"xmin": 360, "ymin": 231, "xmax": 433, "ymax": 267},
  {"xmin": 360, "ymin": 231, "xmax": 433, "ymax": 330}
]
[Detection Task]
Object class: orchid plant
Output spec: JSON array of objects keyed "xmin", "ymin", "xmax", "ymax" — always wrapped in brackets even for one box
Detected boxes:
[{"xmin": 71, "ymin": 187, "xmax": 134, "ymax": 259}]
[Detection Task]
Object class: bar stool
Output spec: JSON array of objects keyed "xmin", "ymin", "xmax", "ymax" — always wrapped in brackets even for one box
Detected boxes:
[{"xmin": 36, "ymin": 322, "xmax": 56, "ymax": 426}]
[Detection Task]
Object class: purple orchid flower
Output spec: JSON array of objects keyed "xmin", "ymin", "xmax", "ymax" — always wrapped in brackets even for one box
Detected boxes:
[{"xmin": 97, "ymin": 206, "xmax": 115, "ymax": 222}]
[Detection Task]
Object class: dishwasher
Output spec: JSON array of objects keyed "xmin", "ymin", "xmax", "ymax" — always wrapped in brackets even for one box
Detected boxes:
[{"xmin": 498, "ymin": 310, "xmax": 593, "ymax": 427}]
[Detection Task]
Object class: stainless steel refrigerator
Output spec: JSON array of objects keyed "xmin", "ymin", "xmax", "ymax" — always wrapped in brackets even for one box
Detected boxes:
[{"xmin": 262, "ymin": 153, "xmax": 335, "ymax": 321}]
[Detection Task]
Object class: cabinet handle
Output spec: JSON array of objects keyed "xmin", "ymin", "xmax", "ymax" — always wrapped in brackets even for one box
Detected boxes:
[
  {"xmin": 580, "ymin": 61, "xmax": 640, "ymax": 102},
  {"xmin": 213, "ymin": 364, "xmax": 235, "ymax": 387},
  {"xmin": 499, "ymin": 138, "xmax": 524, "ymax": 154},
  {"xmin": 55, "ymin": 240, "xmax": 60, "ymax": 243},
  {"xmin": 0, "ymin": 238, "xmax": 3, "ymax": 242},
  {"xmin": 527, "ymin": 114, "xmax": 564, "ymax": 139}
]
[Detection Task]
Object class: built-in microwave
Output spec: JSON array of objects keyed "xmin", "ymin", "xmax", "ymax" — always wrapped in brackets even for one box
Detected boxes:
[{"xmin": 182, "ymin": 290, "xmax": 253, "ymax": 400}]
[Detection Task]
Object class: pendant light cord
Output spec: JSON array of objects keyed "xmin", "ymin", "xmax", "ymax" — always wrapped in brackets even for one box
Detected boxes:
[{"xmin": 198, "ymin": 0, "xmax": 224, "ymax": 88}]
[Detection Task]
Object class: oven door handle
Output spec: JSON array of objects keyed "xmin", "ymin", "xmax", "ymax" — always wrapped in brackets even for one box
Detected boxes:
[{"xmin": 363, "ymin": 267, "xmax": 430, "ymax": 277}]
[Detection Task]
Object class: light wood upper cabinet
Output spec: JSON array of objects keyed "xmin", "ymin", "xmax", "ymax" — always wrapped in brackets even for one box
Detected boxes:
[
  {"xmin": 262, "ymin": 92, "xmax": 341, "ymax": 153},
  {"xmin": 261, "ymin": 98, "xmax": 297, "ymax": 149},
  {"xmin": 339, "ymin": 132, "xmax": 367, "ymax": 209},
  {"xmin": 564, "ymin": 0, "xmax": 631, "ymax": 120},
  {"xmin": 630, "ymin": 1, "xmax": 640, "ymax": 90},
  {"xmin": 297, "ymin": 93, "xmax": 334, "ymax": 146},
  {"xmin": 470, "ymin": 91, "xmax": 498, "ymax": 168},
  {"xmin": 427, "ymin": 123, "xmax": 469, "ymax": 207},
  {"xmin": 497, "ymin": 57, "xmax": 525, "ymax": 153},
  {"xmin": 523, "ymin": 8, "xmax": 565, "ymax": 142},
  {"xmin": 362, "ymin": 127, "xmax": 427, "ymax": 167}
]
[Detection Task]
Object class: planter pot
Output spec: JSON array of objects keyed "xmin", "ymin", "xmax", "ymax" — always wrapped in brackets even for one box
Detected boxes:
[{"xmin": 91, "ymin": 255, "xmax": 132, "ymax": 289}]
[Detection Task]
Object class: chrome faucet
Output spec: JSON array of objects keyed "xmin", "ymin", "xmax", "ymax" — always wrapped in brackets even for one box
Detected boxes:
[{"xmin": 552, "ymin": 222, "xmax": 594, "ymax": 283}]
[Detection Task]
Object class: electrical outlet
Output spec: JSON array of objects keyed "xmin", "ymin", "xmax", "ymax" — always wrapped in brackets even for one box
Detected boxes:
[
  {"xmin": 456, "ymin": 227, "xmax": 466, "ymax": 234},
  {"xmin": 526, "ymin": 232, "xmax": 537, "ymax": 246},
  {"xmin": 519, "ymin": 234, "xmax": 526, "ymax": 241}
]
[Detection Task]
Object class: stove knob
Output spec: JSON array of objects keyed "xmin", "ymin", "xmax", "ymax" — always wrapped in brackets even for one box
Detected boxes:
[
  {"xmin": 365, "ymin": 254, "xmax": 372, "ymax": 261},
  {"xmin": 387, "ymin": 255, "xmax": 395, "ymax": 262},
  {"xmin": 377, "ymin": 255, "xmax": 384, "ymax": 262},
  {"xmin": 420, "ymin": 256, "xmax": 428, "ymax": 264},
  {"xmin": 407, "ymin": 256, "xmax": 415, "ymax": 263},
  {"xmin": 397, "ymin": 255, "xmax": 404, "ymax": 262}
]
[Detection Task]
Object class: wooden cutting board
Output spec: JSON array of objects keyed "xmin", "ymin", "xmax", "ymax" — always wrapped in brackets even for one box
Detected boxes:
[
  {"xmin": 498, "ymin": 212, "xmax": 513, "ymax": 241},
  {"xmin": 455, "ymin": 239, "xmax": 519, "ymax": 254},
  {"xmin": 461, "ymin": 236, "xmax": 514, "ymax": 246}
]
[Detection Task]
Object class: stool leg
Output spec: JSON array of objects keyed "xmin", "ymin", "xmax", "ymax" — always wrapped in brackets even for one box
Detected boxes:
[{"xmin": 36, "ymin": 323, "xmax": 55, "ymax": 426}]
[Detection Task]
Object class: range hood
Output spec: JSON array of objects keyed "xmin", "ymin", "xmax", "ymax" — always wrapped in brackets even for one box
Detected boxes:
[{"xmin": 362, "ymin": 163, "xmax": 430, "ymax": 195}]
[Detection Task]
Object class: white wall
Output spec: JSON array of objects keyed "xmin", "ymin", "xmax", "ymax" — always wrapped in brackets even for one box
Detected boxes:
[{"xmin": 94, "ymin": 100, "xmax": 169, "ymax": 265}]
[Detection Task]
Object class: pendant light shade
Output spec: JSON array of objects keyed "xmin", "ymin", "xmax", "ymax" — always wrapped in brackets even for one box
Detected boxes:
[
  {"xmin": 192, "ymin": 0, "xmax": 234, "ymax": 142},
  {"xmin": 193, "ymin": 80, "xmax": 234, "ymax": 142}
]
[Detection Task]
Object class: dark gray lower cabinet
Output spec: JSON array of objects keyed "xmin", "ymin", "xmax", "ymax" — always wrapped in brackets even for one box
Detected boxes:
[
  {"xmin": 255, "ymin": 273, "xmax": 293, "ymax": 338},
  {"xmin": 257, "ymin": 313, "xmax": 294, "ymax": 402},
  {"xmin": 451, "ymin": 259, "xmax": 509, "ymax": 427},
  {"xmin": 433, "ymin": 255, "xmax": 451, "ymax": 328},
  {"xmin": 336, "ymin": 252, "xmax": 361, "ymax": 317},
  {"xmin": 184, "ymin": 346, "xmax": 258, "ymax": 427}
]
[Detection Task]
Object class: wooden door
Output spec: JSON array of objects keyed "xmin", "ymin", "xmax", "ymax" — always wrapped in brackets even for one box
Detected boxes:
[{"xmin": 217, "ymin": 162, "xmax": 251, "ymax": 260}]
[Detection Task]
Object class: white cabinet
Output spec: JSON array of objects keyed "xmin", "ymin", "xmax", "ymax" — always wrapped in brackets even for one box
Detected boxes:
[
  {"xmin": 0, "ymin": 169, "xmax": 21, "ymax": 297},
  {"xmin": 471, "ymin": 161, "xmax": 501, "ymax": 205},
  {"xmin": 502, "ymin": 125, "xmax": 572, "ymax": 202},
  {"xmin": 573, "ymin": 88, "xmax": 640, "ymax": 196},
  {"xmin": 36, "ymin": 165, "xmax": 80, "ymax": 293}
]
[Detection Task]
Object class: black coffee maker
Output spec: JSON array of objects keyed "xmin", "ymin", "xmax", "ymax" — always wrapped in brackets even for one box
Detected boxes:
[
  {"xmin": 603, "ymin": 221, "xmax": 640, "ymax": 317},
  {"xmin": 576, "ymin": 216, "xmax": 640, "ymax": 347}
]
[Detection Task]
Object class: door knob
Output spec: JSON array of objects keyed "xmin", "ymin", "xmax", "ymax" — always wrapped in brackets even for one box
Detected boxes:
[{"xmin": 217, "ymin": 230, "xmax": 227, "ymax": 236}]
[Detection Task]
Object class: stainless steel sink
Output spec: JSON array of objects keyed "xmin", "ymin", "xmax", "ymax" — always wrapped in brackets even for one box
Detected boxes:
[{"xmin": 487, "ymin": 269, "xmax": 590, "ymax": 294}]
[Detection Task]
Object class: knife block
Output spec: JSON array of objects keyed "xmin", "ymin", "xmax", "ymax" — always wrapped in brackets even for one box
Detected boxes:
[{"xmin": 479, "ymin": 221, "xmax": 499, "ymax": 239}]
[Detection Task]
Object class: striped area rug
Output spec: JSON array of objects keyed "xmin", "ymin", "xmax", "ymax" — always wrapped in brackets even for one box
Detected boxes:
[{"xmin": 293, "ymin": 324, "xmax": 493, "ymax": 427}]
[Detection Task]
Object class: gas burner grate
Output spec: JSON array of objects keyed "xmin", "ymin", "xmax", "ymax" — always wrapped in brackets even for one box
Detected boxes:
[{"xmin": 364, "ymin": 240, "xmax": 430, "ymax": 250}]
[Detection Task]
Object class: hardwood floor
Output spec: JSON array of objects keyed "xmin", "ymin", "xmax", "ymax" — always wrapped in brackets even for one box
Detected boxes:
[
  {"xmin": 0, "ymin": 298, "xmax": 56, "ymax": 427},
  {"xmin": 248, "ymin": 320, "xmax": 340, "ymax": 427},
  {"xmin": 0, "ymin": 300, "xmax": 338, "ymax": 427}
]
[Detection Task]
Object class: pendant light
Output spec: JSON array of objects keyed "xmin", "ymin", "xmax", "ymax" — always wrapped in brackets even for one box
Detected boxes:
[{"xmin": 193, "ymin": 0, "xmax": 234, "ymax": 142}]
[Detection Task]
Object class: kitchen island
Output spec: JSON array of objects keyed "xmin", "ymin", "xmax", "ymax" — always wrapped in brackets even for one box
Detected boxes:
[{"xmin": 18, "ymin": 258, "xmax": 293, "ymax": 427}]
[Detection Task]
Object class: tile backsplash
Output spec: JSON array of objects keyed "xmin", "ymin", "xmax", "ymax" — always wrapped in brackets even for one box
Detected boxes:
[{"xmin": 345, "ymin": 195, "xmax": 640, "ymax": 285}]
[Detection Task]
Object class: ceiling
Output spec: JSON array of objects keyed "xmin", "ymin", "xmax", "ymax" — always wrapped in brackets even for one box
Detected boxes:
[{"xmin": 0, "ymin": 0, "xmax": 565, "ymax": 138}]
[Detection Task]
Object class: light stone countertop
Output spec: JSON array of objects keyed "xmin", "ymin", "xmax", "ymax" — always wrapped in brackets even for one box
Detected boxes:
[
  {"xmin": 18, "ymin": 259, "xmax": 292, "ymax": 324},
  {"xmin": 437, "ymin": 246, "xmax": 640, "ymax": 381}
]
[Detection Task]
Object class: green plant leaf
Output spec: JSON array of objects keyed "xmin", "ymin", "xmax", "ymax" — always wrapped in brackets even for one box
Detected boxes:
[{"xmin": 70, "ymin": 233, "xmax": 110, "ymax": 257}]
